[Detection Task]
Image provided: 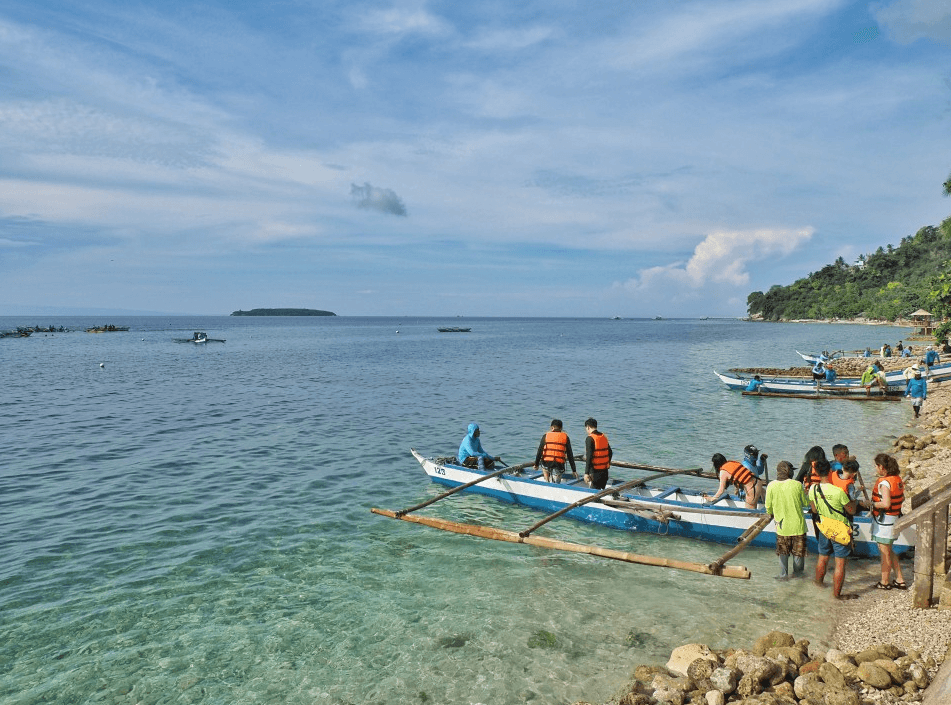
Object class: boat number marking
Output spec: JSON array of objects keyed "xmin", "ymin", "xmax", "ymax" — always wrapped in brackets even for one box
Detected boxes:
[{"xmin": 435, "ymin": 467, "xmax": 445, "ymax": 476}]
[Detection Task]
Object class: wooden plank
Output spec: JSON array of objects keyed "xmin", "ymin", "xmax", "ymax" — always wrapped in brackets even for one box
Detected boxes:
[
  {"xmin": 912, "ymin": 474, "xmax": 951, "ymax": 510},
  {"xmin": 609, "ymin": 459, "xmax": 708, "ymax": 477},
  {"xmin": 894, "ymin": 485, "xmax": 951, "ymax": 532},
  {"xmin": 913, "ymin": 513, "xmax": 935, "ymax": 609},
  {"xmin": 934, "ymin": 505, "xmax": 949, "ymax": 580},
  {"xmin": 370, "ymin": 508, "xmax": 751, "ymax": 579}
]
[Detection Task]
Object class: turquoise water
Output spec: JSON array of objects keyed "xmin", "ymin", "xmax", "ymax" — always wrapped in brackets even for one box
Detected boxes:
[{"xmin": 0, "ymin": 317, "xmax": 913, "ymax": 704}]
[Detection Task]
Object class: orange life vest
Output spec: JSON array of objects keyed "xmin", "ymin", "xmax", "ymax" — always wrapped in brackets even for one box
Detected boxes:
[
  {"xmin": 872, "ymin": 475, "xmax": 904, "ymax": 516},
  {"xmin": 828, "ymin": 471, "xmax": 854, "ymax": 496},
  {"xmin": 541, "ymin": 431, "xmax": 568, "ymax": 464},
  {"xmin": 721, "ymin": 460, "xmax": 754, "ymax": 488},
  {"xmin": 590, "ymin": 432, "xmax": 611, "ymax": 471}
]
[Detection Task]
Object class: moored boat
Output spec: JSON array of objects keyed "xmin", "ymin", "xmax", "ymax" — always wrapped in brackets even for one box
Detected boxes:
[
  {"xmin": 410, "ymin": 450, "xmax": 914, "ymax": 558},
  {"xmin": 173, "ymin": 331, "xmax": 226, "ymax": 343},
  {"xmin": 714, "ymin": 370, "xmax": 905, "ymax": 395},
  {"xmin": 437, "ymin": 327, "xmax": 471, "ymax": 332}
]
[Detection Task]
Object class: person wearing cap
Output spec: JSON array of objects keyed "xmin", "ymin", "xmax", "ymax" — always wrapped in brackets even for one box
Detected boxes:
[
  {"xmin": 744, "ymin": 375, "xmax": 764, "ymax": 392},
  {"xmin": 905, "ymin": 367, "xmax": 927, "ymax": 419},
  {"xmin": 860, "ymin": 360, "xmax": 886, "ymax": 396},
  {"xmin": 902, "ymin": 362, "xmax": 921, "ymax": 391},
  {"xmin": 583, "ymin": 418, "xmax": 612, "ymax": 490},
  {"xmin": 741, "ymin": 444, "xmax": 768, "ymax": 504},
  {"xmin": 765, "ymin": 460, "xmax": 809, "ymax": 579},
  {"xmin": 533, "ymin": 419, "xmax": 577, "ymax": 483}
]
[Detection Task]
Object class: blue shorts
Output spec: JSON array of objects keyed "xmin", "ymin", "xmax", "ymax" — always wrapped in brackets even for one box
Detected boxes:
[{"xmin": 816, "ymin": 530, "xmax": 851, "ymax": 558}]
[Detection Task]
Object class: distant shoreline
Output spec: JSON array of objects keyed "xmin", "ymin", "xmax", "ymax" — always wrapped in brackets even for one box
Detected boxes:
[{"xmin": 230, "ymin": 308, "xmax": 336, "ymax": 317}]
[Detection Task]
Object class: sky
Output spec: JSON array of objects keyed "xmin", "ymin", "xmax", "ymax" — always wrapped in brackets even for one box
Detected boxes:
[{"xmin": 2, "ymin": 0, "xmax": 951, "ymax": 317}]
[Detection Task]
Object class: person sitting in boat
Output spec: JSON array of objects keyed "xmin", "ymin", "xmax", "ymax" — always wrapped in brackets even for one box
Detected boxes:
[
  {"xmin": 811, "ymin": 360, "xmax": 826, "ymax": 383},
  {"xmin": 901, "ymin": 346, "xmax": 912, "ymax": 357},
  {"xmin": 823, "ymin": 365, "xmax": 837, "ymax": 384},
  {"xmin": 863, "ymin": 347, "xmax": 872, "ymax": 358},
  {"xmin": 703, "ymin": 453, "xmax": 758, "ymax": 509},
  {"xmin": 583, "ymin": 418, "xmax": 612, "ymax": 490},
  {"xmin": 457, "ymin": 423, "xmax": 498, "ymax": 470},
  {"xmin": 860, "ymin": 361, "xmax": 886, "ymax": 396},
  {"xmin": 533, "ymin": 419, "xmax": 577, "ymax": 484},
  {"xmin": 880, "ymin": 343, "xmax": 892, "ymax": 358},
  {"xmin": 744, "ymin": 375, "xmax": 764, "ymax": 392}
]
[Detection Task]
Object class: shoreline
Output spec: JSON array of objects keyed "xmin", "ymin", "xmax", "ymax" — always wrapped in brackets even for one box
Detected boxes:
[{"xmin": 577, "ymin": 350, "xmax": 951, "ymax": 705}]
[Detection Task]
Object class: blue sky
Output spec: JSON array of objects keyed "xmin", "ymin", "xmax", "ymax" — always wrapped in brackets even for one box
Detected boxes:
[{"xmin": 2, "ymin": 0, "xmax": 951, "ymax": 317}]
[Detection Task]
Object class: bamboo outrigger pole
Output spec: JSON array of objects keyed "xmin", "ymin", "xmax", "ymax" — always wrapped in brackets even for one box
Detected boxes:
[
  {"xmin": 708, "ymin": 515, "xmax": 772, "ymax": 575},
  {"xmin": 394, "ymin": 460, "xmax": 527, "ymax": 517},
  {"xmin": 371, "ymin": 508, "xmax": 751, "ymax": 579}
]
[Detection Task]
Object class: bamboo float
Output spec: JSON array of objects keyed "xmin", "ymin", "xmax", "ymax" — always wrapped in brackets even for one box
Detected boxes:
[
  {"xmin": 708, "ymin": 515, "xmax": 773, "ymax": 575},
  {"xmin": 371, "ymin": 508, "xmax": 751, "ymax": 579},
  {"xmin": 742, "ymin": 391, "xmax": 901, "ymax": 401}
]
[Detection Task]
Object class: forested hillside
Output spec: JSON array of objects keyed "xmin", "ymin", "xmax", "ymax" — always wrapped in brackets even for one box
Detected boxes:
[{"xmin": 747, "ymin": 216, "xmax": 951, "ymax": 323}]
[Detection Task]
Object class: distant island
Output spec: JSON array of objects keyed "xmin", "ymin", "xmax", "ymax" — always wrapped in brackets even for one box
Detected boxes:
[{"xmin": 231, "ymin": 308, "xmax": 336, "ymax": 317}]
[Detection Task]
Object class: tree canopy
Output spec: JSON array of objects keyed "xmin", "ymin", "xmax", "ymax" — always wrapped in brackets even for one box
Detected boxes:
[{"xmin": 747, "ymin": 217, "xmax": 951, "ymax": 326}]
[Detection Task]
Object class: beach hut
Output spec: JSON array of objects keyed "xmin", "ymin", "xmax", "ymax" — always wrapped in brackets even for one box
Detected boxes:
[{"xmin": 908, "ymin": 309, "xmax": 936, "ymax": 339}]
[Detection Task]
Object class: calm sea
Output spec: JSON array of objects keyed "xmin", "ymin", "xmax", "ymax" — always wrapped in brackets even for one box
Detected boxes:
[{"xmin": 0, "ymin": 316, "xmax": 913, "ymax": 705}]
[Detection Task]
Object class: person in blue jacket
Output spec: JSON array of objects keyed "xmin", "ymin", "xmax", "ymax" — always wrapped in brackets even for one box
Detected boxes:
[
  {"xmin": 905, "ymin": 369, "xmax": 927, "ymax": 418},
  {"xmin": 745, "ymin": 375, "xmax": 764, "ymax": 392},
  {"xmin": 741, "ymin": 444, "xmax": 768, "ymax": 503},
  {"xmin": 824, "ymin": 365, "xmax": 837, "ymax": 384},
  {"xmin": 924, "ymin": 348, "xmax": 941, "ymax": 376},
  {"xmin": 458, "ymin": 423, "xmax": 498, "ymax": 469}
]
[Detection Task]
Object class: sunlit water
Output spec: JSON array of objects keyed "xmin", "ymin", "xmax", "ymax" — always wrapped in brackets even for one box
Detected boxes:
[{"xmin": 0, "ymin": 317, "xmax": 914, "ymax": 704}]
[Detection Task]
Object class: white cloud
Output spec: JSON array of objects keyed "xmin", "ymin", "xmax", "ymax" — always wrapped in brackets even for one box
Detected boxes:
[
  {"xmin": 873, "ymin": 0, "xmax": 951, "ymax": 46},
  {"xmin": 619, "ymin": 227, "xmax": 815, "ymax": 291},
  {"xmin": 357, "ymin": 4, "xmax": 451, "ymax": 37}
]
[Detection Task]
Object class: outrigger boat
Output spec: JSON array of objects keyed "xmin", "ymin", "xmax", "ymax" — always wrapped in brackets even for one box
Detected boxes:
[
  {"xmin": 437, "ymin": 327, "xmax": 471, "ymax": 333},
  {"xmin": 714, "ymin": 370, "xmax": 905, "ymax": 396},
  {"xmin": 741, "ymin": 390, "xmax": 901, "ymax": 401},
  {"xmin": 396, "ymin": 450, "xmax": 914, "ymax": 559},
  {"xmin": 173, "ymin": 331, "xmax": 226, "ymax": 343}
]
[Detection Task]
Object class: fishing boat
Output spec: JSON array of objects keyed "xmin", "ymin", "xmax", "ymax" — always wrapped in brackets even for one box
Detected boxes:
[
  {"xmin": 86, "ymin": 325, "xmax": 130, "ymax": 333},
  {"xmin": 408, "ymin": 450, "xmax": 914, "ymax": 558},
  {"xmin": 173, "ymin": 331, "xmax": 226, "ymax": 343},
  {"xmin": 437, "ymin": 327, "xmax": 471, "ymax": 333},
  {"xmin": 714, "ymin": 370, "xmax": 905, "ymax": 395}
]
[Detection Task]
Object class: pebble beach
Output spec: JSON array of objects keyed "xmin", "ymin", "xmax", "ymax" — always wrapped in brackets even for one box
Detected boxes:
[{"xmin": 575, "ymin": 348, "xmax": 951, "ymax": 705}]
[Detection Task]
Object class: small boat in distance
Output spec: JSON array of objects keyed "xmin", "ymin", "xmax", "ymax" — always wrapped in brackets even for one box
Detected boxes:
[
  {"xmin": 437, "ymin": 327, "xmax": 471, "ymax": 333},
  {"xmin": 174, "ymin": 331, "xmax": 226, "ymax": 343}
]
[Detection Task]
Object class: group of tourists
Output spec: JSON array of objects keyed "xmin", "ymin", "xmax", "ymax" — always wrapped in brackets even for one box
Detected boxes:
[
  {"xmin": 763, "ymin": 443, "xmax": 906, "ymax": 600},
  {"xmin": 457, "ymin": 417, "xmax": 613, "ymax": 490}
]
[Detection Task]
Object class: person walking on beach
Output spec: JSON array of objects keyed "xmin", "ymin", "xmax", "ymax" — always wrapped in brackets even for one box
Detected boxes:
[
  {"xmin": 533, "ymin": 419, "xmax": 577, "ymax": 483},
  {"xmin": 869, "ymin": 454, "xmax": 907, "ymax": 590},
  {"xmin": 808, "ymin": 459, "xmax": 859, "ymax": 600},
  {"xmin": 583, "ymin": 418, "xmax": 612, "ymax": 490},
  {"xmin": 457, "ymin": 423, "xmax": 499, "ymax": 470},
  {"xmin": 765, "ymin": 461, "xmax": 809, "ymax": 580},
  {"xmin": 905, "ymin": 368, "xmax": 927, "ymax": 419},
  {"xmin": 704, "ymin": 453, "xmax": 758, "ymax": 509}
]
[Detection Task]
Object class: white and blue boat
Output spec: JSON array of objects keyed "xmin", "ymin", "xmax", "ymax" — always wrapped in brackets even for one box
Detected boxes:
[
  {"xmin": 714, "ymin": 370, "xmax": 905, "ymax": 396},
  {"xmin": 411, "ymin": 450, "xmax": 915, "ymax": 559}
]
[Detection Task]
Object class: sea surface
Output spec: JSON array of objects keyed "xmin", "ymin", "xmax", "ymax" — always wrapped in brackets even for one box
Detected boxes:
[{"xmin": 0, "ymin": 316, "xmax": 915, "ymax": 705}]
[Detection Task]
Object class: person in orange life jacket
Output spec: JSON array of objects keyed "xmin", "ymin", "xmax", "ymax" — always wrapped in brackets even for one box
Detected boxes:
[
  {"xmin": 795, "ymin": 445, "xmax": 827, "ymax": 491},
  {"xmin": 457, "ymin": 423, "xmax": 499, "ymax": 470},
  {"xmin": 583, "ymin": 418, "xmax": 612, "ymax": 490},
  {"xmin": 808, "ymin": 459, "xmax": 859, "ymax": 600},
  {"xmin": 703, "ymin": 453, "xmax": 758, "ymax": 509},
  {"xmin": 831, "ymin": 457, "xmax": 862, "ymax": 505},
  {"xmin": 869, "ymin": 453, "xmax": 907, "ymax": 590},
  {"xmin": 533, "ymin": 419, "xmax": 577, "ymax": 483}
]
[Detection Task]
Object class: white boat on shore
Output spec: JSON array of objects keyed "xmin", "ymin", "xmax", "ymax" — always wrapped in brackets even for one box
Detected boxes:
[{"xmin": 408, "ymin": 450, "xmax": 914, "ymax": 559}]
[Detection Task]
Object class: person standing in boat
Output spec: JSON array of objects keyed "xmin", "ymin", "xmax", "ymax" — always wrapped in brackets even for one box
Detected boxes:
[
  {"xmin": 764, "ymin": 461, "xmax": 809, "ymax": 580},
  {"xmin": 808, "ymin": 459, "xmax": 860, "ymax": 600},
  {"xmin": 457, "ymin": 423, "xmax": 498, "ymax": 470},
  {"xmin": 740, "ymin": 444, "xmax": 768, "ymax": 504},
  {"xmin": 583, "ymin": 418, "xmax": 612, "ymax": 490},
  {"xmin": 533, "ymin": 419, "xmax": 577, "ymax": 483},
  {"xmin": 703, "ymin": 453, "xmax": 758, "ymax": 509}
]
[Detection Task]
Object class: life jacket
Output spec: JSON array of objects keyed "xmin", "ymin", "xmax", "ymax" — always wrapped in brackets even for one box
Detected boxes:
[
  {"xmin": 590, "ymin": 432, "xmax": 610, "ymax": 471},
  {"xmin": 721, "ymin": 460, "xmax": 753, "ymax": 488},
  {"xmin": 541, "ymin": 431, "xmax": 568, "ymax": 464},
  {"xmin": 828, "ymin": 471, "xmax": 854, "ymax": 497},
  {"xmin": 872, "ymin": 475, "xmax": 904, "ymax": 516},
  {"xmin": 802, "ymin": 468, "xmax": 821, "ymax": 491}
]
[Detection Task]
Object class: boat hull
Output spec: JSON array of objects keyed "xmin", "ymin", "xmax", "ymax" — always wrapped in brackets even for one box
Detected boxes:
[{"xmin": 412, "ymin": 451, "xmax": 914, "ymax": 559}]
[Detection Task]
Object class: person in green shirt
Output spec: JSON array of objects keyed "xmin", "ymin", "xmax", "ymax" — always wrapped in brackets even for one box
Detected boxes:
[
  {"xmin": 808, "ymin": 459, "xmax": 859, "ymax": 600},
  {"xmin": 860, "ymin": 361, "xmax": 885, "ymax": 396},
  {"xmin": 764, "ymin": 461, "xmax": 809, "ymax": 580}
]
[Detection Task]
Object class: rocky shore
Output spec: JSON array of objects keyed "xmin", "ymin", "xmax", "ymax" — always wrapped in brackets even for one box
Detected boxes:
[{"xmin": 575, "ymin": 352, "xmax": 951, "ymax": 705}]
